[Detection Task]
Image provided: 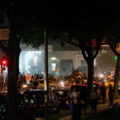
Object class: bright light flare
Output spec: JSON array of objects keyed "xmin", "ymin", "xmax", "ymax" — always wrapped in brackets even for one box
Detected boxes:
[
  {"xmin": 51, "ymin": 57, "xmax": 56, "ymax": 61},
  {"xmin": 99, "ymin": 74, "xmax": 104, "ymax": 78},
  {"xmin": 60, "ymin": 81, "xmax": 64, "ymax": 87},
  {"xmin": 22, "ymin": 84, "xmax": 28, "ymax": 88}
]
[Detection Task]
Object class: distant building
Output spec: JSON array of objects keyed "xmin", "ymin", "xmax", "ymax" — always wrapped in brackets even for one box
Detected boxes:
[{"xmin": 20, "ymin": 43, "xmax": 87, "ymax": 76}]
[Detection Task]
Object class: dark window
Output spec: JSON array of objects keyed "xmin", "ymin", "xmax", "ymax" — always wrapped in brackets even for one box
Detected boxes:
[
  {"xmin": 60, "ymin": 59, "xmax": 73, "ymax": 76},
  {"xmin": 81, "ymin": 60, "xmax": 87, "ymax": 66}
]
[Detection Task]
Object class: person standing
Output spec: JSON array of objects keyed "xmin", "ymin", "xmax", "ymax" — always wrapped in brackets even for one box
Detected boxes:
[
  {"xmin": 26, "ymin": 73, "xmax": 31, "ymax": 83},
  {"xmin": 69, "ymin": 87, "xmax": 83, "ymax": 120},
  {"xmin": 108, "ymin": 84, "xmax": 113, "ymax": 106},
  {"xmin": 100, "ymin": 84, "xmax": 106, "ymax": 104}
]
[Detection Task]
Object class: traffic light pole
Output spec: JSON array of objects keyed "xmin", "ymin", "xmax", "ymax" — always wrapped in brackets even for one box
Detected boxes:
[{"xmin": 0, "ymin": 58, "xmax": 6, "ymax": 92}]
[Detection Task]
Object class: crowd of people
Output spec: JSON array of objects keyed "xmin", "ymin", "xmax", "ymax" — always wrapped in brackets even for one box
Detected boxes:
[
  {"xmin": 17, "ymin": 72, "xmax": 115, "ymax": 120},
  {"xmin": 66, "ymin": 83, "xmax": 114, "ymax": 120}
]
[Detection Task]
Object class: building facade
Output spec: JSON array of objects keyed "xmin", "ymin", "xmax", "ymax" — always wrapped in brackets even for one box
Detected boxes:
[{"xmin": 19, "ymin": 44, "xmax": 87, "ymax": 77}]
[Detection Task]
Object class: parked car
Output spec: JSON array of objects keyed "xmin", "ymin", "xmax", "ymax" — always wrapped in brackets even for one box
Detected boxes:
[
  {"xmin": 23, "ymin": 90, "xmax": 60, "ymax": 117},
  {"xmin": 21, "ymin": 82, "xmax": 34, "ymax": 93},
  {"xmin": 0, "ymin": 94, "xmax": 7, "ymax": 120},
  {"xmin": 53, "ymin": 90, "xmax": 69, "ymax": 109},
  {"xmin": 0, "ymin": 93, "xmax": 25, "ymax": 120},
  {"xmin": 36, "ymin": 79, "xmax": 58, "ymax": 90},
  {"xmin": 70, "ymin": 84, "xmax": 88, "ymax": 96}
]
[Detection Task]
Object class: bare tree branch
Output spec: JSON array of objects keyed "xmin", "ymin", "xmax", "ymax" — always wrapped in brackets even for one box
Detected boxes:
[
  {"xmin": 61, "ymin": 38, "xmax": 80, "ymax": 48},
  {"xmin": 82, "ymin": 49, "xmax": 88, "ymax": 62}
]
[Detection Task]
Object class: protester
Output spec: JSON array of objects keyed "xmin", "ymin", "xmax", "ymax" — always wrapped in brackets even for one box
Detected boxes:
[
  {"xmin": 33, "ymin": 80, "xmax": 38, "ymax": 89},
  {"xmin": 69, "ymin": 87, "xmax": 84, "ymax": 120},
  {"xmin": 108, "ymin": 84, "xmax": 113, "ymax": 106},
  {"xmin": 100, "ymin": 84, "xmax": 106, "ymax": 104},
  {"xmin": 26, "ymin": 73, "xmax": 31, "ymax": 83}
]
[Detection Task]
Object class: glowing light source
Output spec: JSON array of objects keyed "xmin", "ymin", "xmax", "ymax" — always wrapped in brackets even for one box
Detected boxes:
[
  {"xmin": 51, "ymin": 63, "xmax": 56, "ymax": 71},
  {"xmin": 2, "ymin": 60, "xmax": 7, "ymax": 66},
  {"xmin": 60, "ymin": 81, "xmax": 64, "ymax": 87},
  {"xmin": 22, "ymin": 84, "xmax": 28, "ymax": 88},
  {"xmin": 116, "ymin": 43, "xmax": 120, "ymax": 53},
  {"xmin": 114, "ymin": 56, "xmax": 118, "ymax": 61},
  {"xmin": 34, "ymin": 56, "xmax": 38, "ymax": 66},
  {"xmin": 51, "ymin": 57, "xmax": 56, "ymax": 61},
  {"xmin": 92, "ymin": 38, "xmax": 96, "ymax": 47},
  {"xmin": 99, "ymin": 74, "xmax": 104, "ymax": 78}
]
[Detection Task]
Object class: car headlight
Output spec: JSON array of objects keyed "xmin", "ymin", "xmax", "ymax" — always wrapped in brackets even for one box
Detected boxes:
[
  {"xmin": 22, "ymin": 84, "xmax": 28, "ymax": 88},
  {"xmin": 60, "ymin": 81, "xmax": 64, "ymax": 87}
]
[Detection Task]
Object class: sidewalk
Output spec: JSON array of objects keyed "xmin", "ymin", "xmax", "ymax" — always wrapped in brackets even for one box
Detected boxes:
[{"xmin": 59, "ymin": 98, "xmax": 120, "ymax": 120}]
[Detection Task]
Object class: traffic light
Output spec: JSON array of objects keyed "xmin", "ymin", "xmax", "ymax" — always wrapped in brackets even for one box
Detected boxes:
[
  {"xmin": 1, "ymin": 57, "xmax": 7, "ymax": 66},
  {"xmin": 2, "ymin": 60, "xmax": 7, "ymax": 66},
  {"xmin": 114, "ymin": 56, "xmax": 118, "ymax": 61},
  {"xmin": 91, "ymin": 38, "xmax": 96, "ymax": 47}
]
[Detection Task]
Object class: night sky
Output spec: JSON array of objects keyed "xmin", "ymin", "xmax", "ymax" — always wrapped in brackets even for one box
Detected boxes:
[
  {"xmin": 38, "ymin": 1, "xmax": 120, "ymax": 26},
  {"xmin": 15, "ymin": 1, "xmax": 120, "ymax": 28}
]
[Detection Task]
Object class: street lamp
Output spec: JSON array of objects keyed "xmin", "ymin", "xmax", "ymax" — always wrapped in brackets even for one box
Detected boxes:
[
  {"xmin": 99, "ymin": 74, "xmax": 104, "ymax": 78},
  {"xmin": 116, "ymin": 43, "xmax": 120, "ymax": 53}
]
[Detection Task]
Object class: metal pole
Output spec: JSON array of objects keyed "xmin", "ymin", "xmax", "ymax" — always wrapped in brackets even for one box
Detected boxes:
[
  {"xmin": 1, "ymin": 58, "xmax": 4, "ymax": 91},
  {"xmin": 44, "ymin": 28, "xmax": 49, "ymax": 91},
  {"xmin": 44, "ymin": 28, "xmax": 49, "ymax": 117}
]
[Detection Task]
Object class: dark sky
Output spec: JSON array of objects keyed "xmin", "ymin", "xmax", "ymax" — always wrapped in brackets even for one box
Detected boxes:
[
  {"xmin": 32, "ymin": 1, "xmax": 120, "ymax": 28},
  {"xmin": 2, "ymin": 1, "xmax": 120, "ymax": 30}
]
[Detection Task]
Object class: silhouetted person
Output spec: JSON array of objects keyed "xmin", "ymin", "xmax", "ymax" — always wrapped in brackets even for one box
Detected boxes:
[
  {"xmin": 69, "ymin": 87, "xmax": 83, "ymax": 120},
  {"xmin": 100, "ymin": 84, "xmax": 106, "ymax": 104},
  {"xmin": 33, "ymin": 80, "xmax": 38, "ymax": 89},
  {"xmin": 108, "ymin": 84, "xmax": 113, "ymax": 106}
]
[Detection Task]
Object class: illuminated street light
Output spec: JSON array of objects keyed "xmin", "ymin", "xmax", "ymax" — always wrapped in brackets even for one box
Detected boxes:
[
  {"xmin": 51, "ymin": 57, "xmax": 56, "ymax": 61},
  {"xmin": 99, "ymin": 74, "xmax": 104, "ymax": 78},
  {"xmin": 60, "ymin": 81, "xmax": 64, "ymax": 87},
  {"xmin": 116, "ymin": 43, "xmax": 120, "ymax": 53}
]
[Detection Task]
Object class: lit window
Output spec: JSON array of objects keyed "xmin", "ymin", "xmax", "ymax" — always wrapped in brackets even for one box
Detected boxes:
[{"xmin": 52, "ymin": 63, "xmax": 56, "ymax": 71}]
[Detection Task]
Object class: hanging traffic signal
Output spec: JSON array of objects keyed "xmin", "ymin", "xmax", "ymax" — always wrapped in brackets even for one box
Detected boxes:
[{"xmin": 91, "ymin": 38, "xmax": 96, "ymax": 47}]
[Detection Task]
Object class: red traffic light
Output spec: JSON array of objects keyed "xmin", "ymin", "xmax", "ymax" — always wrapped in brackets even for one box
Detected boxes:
[
  {"xmin": 2, "ymin": 60, "xmax": 7, "ymax": 65},
  {"xmin": 92, "ymin": 38, "xmax": 96, "ymax": 47}
]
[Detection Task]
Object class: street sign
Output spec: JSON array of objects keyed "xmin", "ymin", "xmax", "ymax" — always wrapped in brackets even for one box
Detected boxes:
[{"xmin": 0, "ymin": 28, "xmax": 10, "ymax": 40}]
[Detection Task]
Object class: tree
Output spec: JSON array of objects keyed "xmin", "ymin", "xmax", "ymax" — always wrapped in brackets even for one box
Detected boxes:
[
  {"xmin": 105, "ymin": 21, "xmax": 120, "ymax": 99},
  {"xmin": 62, "ymin": 25, "xmax": 103, "ymax": 94},
  {"xmin": 0, "ymin": 1, "xmax": 45, "ymax": 120}
]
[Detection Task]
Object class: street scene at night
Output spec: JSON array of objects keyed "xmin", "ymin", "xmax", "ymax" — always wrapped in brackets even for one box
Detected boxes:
[{"xmin": 1, "ymin": 1, "xmax": 120, "ymax": 120}]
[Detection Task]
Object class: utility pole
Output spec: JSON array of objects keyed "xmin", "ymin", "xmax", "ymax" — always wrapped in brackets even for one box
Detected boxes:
[
  {"xmin": 44, "ymin": 28, "xmax": 49, "ymax": 91},
  {"xmin": 0, "ymin": 58, "xmax": 3, "ymax": 92},
  {"xmin": 44, "ymin": 28, "xmax": 49, "ymax": 117}
]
